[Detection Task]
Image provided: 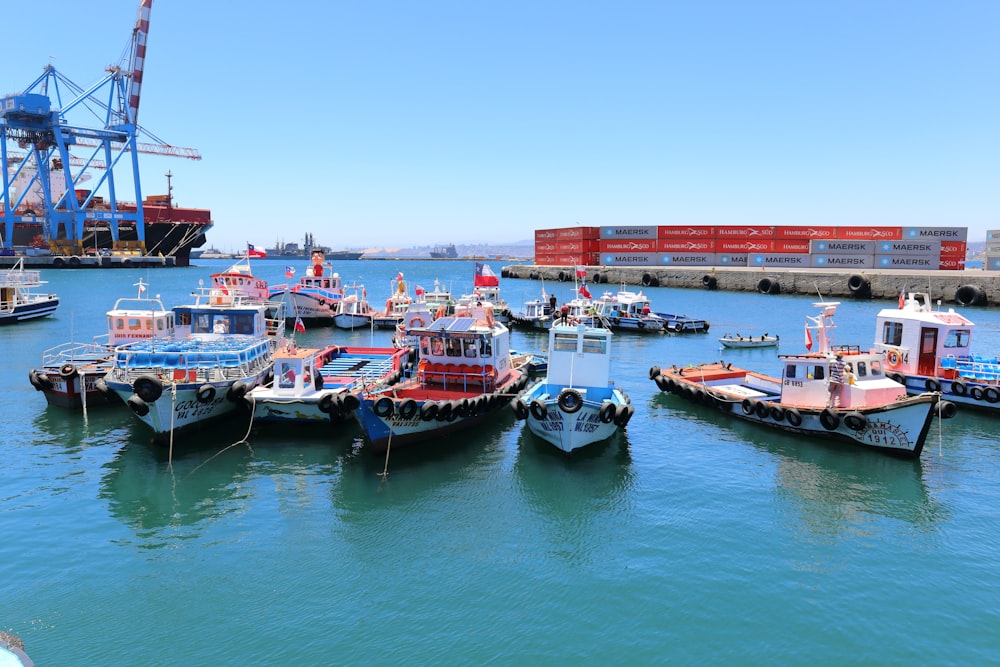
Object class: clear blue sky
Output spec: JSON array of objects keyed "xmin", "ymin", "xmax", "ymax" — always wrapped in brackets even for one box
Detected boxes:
[{"xmin": 5, "ymin": 1, "xmax": 998, "ymax": 251}]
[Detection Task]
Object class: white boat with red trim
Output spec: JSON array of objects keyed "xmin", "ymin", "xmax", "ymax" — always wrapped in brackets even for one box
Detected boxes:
[
  {"xmin": 876, "ymin": 292, "xmax": 1000, "ymax": 414},
  {"xmin": 373, "ymin": 274, "xmax": 413, "ymax": 329},
  {"xmin": 649, "ymin": 301, "xmax": 950, "ymax": 459},
  {"xmin": 28, "ymin": 280, "xmax": 174, "ymax": 409},
  {"xmin": 333, "ymin": 282, "xmax": 376, "ymax": 330},
  {"xmin": 356, "ymin": 302, "xmax": 527, "ymax": 454},
  {"xmin": 267, "ymin": 249, "xmax": 344, "ymax": 325},
  {"xmin": 511, "ymin": 322, "xmax": 632, "ymax": 453},
  {"xmin": 246, "ymin": 343, "xmax": 412, "ymax": 424}
]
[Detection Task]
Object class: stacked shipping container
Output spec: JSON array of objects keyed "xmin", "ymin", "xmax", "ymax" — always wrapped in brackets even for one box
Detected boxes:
[
  {"xmin": 986, "ymin": 230, "xmax": 1000, "ymax": 271},
  {"xmin": 534, "ymin": 225, "xmax": 969, "ymax": 270}
]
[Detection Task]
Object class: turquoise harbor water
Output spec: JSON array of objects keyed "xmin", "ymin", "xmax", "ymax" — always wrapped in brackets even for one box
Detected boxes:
[{"xmin": 4, "ymin": 259, "xmax": 1000, "ymax": 665}]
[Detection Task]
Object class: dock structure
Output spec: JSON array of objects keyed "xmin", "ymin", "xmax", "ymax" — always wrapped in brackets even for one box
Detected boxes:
[
  {"xmin": 500, "ymin": 265, "xmax": 1000, "ymax": 308},
  {"xmin": 0, "ymin": 254, "xmax": 175, "ymax": 269}
]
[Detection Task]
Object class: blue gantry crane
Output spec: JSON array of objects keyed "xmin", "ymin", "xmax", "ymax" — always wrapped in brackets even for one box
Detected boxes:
[{"xmin": 0, "ymin": 0, "xmax": 200, "ymax": 256}]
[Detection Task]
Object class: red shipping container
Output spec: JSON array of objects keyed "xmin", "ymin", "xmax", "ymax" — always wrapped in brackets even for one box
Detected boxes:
[
  {"xmin": 774, "ymin": 239, "xmax": 811, "ymax": 253},
  {"xmin": 534, "ymin": 241, "xmax": 559, "ymax": 254},
  {"xmin": 556, "ymin": 240, "xmax": 599, "ymax": 253},
  {"xmin": 939, "ymin": 257, "xmax": 966, "ymax": 270},
  {"xmin": 657, "ymin": 225, "xmax": 716, "ymax": 239},
  {"xmin": 599, "ymin": 239, "xmax": 657, "ymax": 253},
  {"xmin": 556, "ymin": 226, "xmax": 600, "ymax": 241},
  {"xmin": 717, "ymin": 239, "xmax": 775, "ymax": 253},
  {"xmin": 656, "ymin": 238, "xmax": 716, "ymax": 252},
  {"xmin": 940, "ymin": 241, "xmax": 967, "ymax": 255},
  {"xmin": 715, "ymin": 226, "xmax": 777, "ymax": 239},
  {"xmin": 774, "ymin": 226, "xmax": 838, "ymax": 240},
  {"xmin": 835, "ymin": 226, "xmax": 902, "ymax": 240},
  {"xmin": 535, "ymin": 229, "xmax": 558, "ymax": 241}
]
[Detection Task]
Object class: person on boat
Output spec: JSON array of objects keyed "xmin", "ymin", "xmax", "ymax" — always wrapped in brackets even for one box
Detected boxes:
[
  {"xmin": 548, "ymin": 293, "xmax": 558, "ymax": 315},
  {"xmin": 641, "ymin": 303, "xmax": 651, "ymax": 317},
  {"xmin": 559, "ymin": 303, "xmax": 570, "ymax": 325},
  {"xmin": 827, "ymin": 352, "xmax": 846, "ymax": 408},
  {"xmin": 213, "ymin": 317, "xmax": 230, "ymax": 334}
]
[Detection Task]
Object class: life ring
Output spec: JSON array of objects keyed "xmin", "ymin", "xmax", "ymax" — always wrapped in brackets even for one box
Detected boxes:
[
  {"xmin": 613, "ymin": 404, "xmax": 634, "ymax": 426},
  {"xmin": 127, "ymin": 395, "xmax": 149, "ymax": 416},
  {"xmin": 925, "ymin": 378, "xmax": 941, "ymax": 392},
  {"xmin": 886, "ymin": 350, "xmax": 903, "ymax": 369},
  {"xmin": 196, "ymin": 384, "xmax": 216, "ymax": 403},
  {"xmin": 529, "ymin": 399, "xmax": 548, "ymax": 421},
  {"xmin": 951, "ymin": 379, "xmax": 967, "ymax": 396},
  {"xmin": 785, "ymin": 408, "xmax": 802, "ymax": 426},
  {"xmin": 557, "ymin": 388, "xmax": 584, "ymax": 414},
  {"xmin": 844, "ymin": 411, "xmax": 868, "ymax": 431},
  {"xmin": 419, "ymin": 401, "xmax": 439, "ymax": 421},
  {"xmin": 984, "ymin": 387, "xmax": 1000, "ymax": 404},
  {"xmin": 227, "ymin": 380, "xmax": 248, "ymax": 402},
  {"xmin": 599, "ymin": 401, "xmax": 616, "ymax": 423},
  {"xmin": 937, "ymin": 400, "xmax": 958, "ymax": 419},
  {"xmin": 133, "ymin": 375, "xmax": 163, "ymax": 403},
  {"xmin": 59, "ymin": 363, "xmax": 78, "ymax": 379},
  {"xmin": 819, "ymin": 408, "xmax": 840, "ymax": 430},
  {"xmin": 741, "ymin": 398, "xmax": 757, "ymax": 415},
  {"xmin": 410, "ymin": 316, "xmax": 426, "ymax": 328},
  {"xmin": 318, "ymin": 393, "xmax": 335, "ymax": 414},
  {"xmin": 373, "ymin": 396, "xmax": 394, "ymax": 418},
  {"xmin": 398, "ymin": 398, "xmax": 419, "ymax": 420}
]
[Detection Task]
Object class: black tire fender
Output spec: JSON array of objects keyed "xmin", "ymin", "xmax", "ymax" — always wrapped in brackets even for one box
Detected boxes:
[
  {"xmin": 133, "ymin": 375, "xmax": 163, "ymax": 403},
  {"xmin": 648, "ymin": 365, "xmax": 661, "ymax": 380},
  {"xmin": 557, "ymin": 388, "xmax": 584, "ymax": 414},
  {"xmin": 398, "ymin": 398, "xmax": 419, "ymax": 419},
  {"xmin": 819, "ymin": 408, "xmax": 840, "ymax": 430},
  {"xmin": 127, "ymin": 395, "xmax": 149, "ymax": 416},
  {"xmin": 373, "ymin": 396, "xmax": 394, "ymax": 418},
  {"xmin": 529, "ymin": 399, "xmax": 548, "ymax": 421},
  {"xmin": 419, "ymin": 400, "xmax": 439, "ymax": 421},
  {"xmin": 59, "ymin": 363, "xmax": 78, "ymax": 379},
  {"xmin": 599, "ymin": 401, "xmax": 616, "ymax": 423},
  {"xmin": 925, "ymin": 378, "xmax": 941, "ymax": 392},
  {"xmin": 196, "ymin": 384, "xmax": 216, "ymax": 404},
  {"xmin": 951, "ymin": 379, "xmax": 967, "ymax": 397},
  {"xmin": 741, "ymin": 398, "xmax": 757, "ymax": 416},
  {"xmin": 785, "ymin": 408, "xmax": 803, "ymax": 426},
  {"xmin": 318, "ymin": 393, "xmax": 334, "ymax": 414},
  {"xmin": 937, "ymin": 400, "xmax": 958, "ymax": 419},
  {"xmin": 844, "ymin": 411, "xmax": 868, "ymax": 431}
]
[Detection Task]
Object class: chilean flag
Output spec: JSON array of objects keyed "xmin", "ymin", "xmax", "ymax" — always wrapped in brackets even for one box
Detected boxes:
[
  {"xmin": 247, "ymin": 243, "xmax": 266, "ymax": 258},
  {"xmin": 474, "ymin": 262, "xmax": 499, "ymax": 287},
  {"xmin": 805, "ymin": 322, "xmax": 813, "ymax": 350},
  {"xmin": 579, "ymin": 282, "xmax": 591, "ymax": 299},
  {"xmin": 294, "ymin": 316, "xmax": 306, "ymax": 334},
  {"xmin": 414, "ymin": 284, "xmax": 425, "ymax": 297},
  {"xmin": 285, "ymin": 265, "xmax": 295, "ymax": 278},
  {"xmin": 575, "ymin": 265, "xmax": 588, "ymax": 279}
]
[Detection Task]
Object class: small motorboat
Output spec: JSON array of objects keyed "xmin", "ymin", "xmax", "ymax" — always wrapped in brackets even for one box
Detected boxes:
[
  {"xmin": 718, "ymin": 332, "xmax": 779, "ymax": 348},
  {"xmin": 0, "ymin": 257, "xmax": 59, "ymax": 324},
  {"xmin": 650, "ymin": 301, "xmax": 953, "ymax": 459},
  {"xmin": 511, "ymin": 322, "xmax": 632, "ymax": 453}
]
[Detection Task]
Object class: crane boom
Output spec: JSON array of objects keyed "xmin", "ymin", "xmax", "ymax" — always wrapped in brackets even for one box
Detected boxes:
[
  {"xmin": 128, "ymin": 0, "xmax": 153, "ymax": 124},
  {"xmin": 72, "ymin": 137, "xmax": 201, "ymax": 160}
]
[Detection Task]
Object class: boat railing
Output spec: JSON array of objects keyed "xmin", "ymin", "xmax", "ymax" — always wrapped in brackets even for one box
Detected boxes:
[
  {"xmin": 41, "ymin": 339, "xmax": 114, "ymax": 367},
  {"xmin": 417, "ymin": 361, "xmax": 497, "ymax": 392},
  {"xmin": 110, "ymin": 343, "xmax": 272, "ymax": 383}
]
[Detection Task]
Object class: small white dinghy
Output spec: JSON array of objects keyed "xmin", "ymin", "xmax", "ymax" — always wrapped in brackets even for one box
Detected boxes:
[{"xmin": 719, "ymin": 332, "xmax": 779, "ymax": 349}]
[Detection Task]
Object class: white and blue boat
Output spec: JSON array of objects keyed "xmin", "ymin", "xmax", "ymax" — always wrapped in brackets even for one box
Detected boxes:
[
  {"xmin": 511, "ymin": 322, "xmax": 633, "ymax": 453},
  {"xmin": 104, "ymin": 286, "xmax": 285, "ymax": 444},
  {"xmin": 268, "ymin": 250, "xmax": 344, "ymax": 325},
  {"xmin": 0, "ymin": 257, "xmax": 59, "ymax": 324},
  {"xmin": 592, "ymin": 288, "xmax": 709, "ymax": 333}
]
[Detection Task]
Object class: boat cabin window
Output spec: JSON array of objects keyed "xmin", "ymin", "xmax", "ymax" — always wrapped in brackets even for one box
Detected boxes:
[
  {"xmin": 233, "ymin": 314, "xmax": 255, "ymax": 334},
  {"xmin": 944, "ymin": 329, "xmax": 971, "ymax": 348},
  {"xmin": 785, "ymin": 364, "xmax": 797, "ymax": 379},
  {"xmin": 176, "ymin": 311, "xmax": 191, "ymax": 326},
  {"xmin": 812, "ymin": 365, "xmax": 826, "ymax": 380},
  {"xmin": 430, "ymin": 337, "xmax": 444, "ymax": 356},
  {"xmin": 446, "ymin": 338, "xmax": 463, "ymax": 357},
  {"xmin": 194, "ymin": 313, "xmax": 212, "ymax": 333},
  {"xmin": 882, "ymin": 322, "xmax": 904, "ymax": 347},
  {"xmin": 582, "ymin": 335, "xmax": 606, "ymax": 354},
  {"xmin": 278, "ymin": 361, "xmax": 297, "ymax": 388},
  {"xmin": 479, "ymin": 339, "xmax": 492, "ymax": 356},
  {"xmin": 854, "ymin": 361, "xmax": 867, "ymax": 378},
  {"xmin": 553, "ymin": 333, "xmax": 577, "ymax": 352},
  {"xmin": 464, "ymin": 339, "xmax": 478, "ymax": 358},
  {"xmin": 128, "ymin": 317, "xmax": 145, "ymax": 331}
]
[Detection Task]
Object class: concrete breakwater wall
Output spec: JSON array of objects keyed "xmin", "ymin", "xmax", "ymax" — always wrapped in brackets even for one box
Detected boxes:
[{"xmin": 501, "ymin": 264, "xmax": 1000, "ymax": 308}]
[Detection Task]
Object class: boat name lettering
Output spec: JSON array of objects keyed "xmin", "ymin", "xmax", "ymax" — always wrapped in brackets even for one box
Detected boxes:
[
  {"xmin": 783, "ymin": 379, "xmax": 803, "ymax": 387},
  {"xmin": 574, "ymin": 413, "xmax": 602, "ymax": 433},
  {"xmin": 175, "ymin": 397, "xmax": 224, "ymax": 419}
]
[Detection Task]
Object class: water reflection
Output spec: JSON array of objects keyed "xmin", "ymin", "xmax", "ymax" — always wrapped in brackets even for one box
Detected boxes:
[{"xmin": 649, "ymin": 393, "xmax": 943, "ymax": 532}]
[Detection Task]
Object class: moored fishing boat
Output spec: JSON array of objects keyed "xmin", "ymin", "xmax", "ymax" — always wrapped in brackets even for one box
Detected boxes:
[
  {"xmin": 267, "ymin": 249, "xmax": 344, "ymax": 325},
  {"xmin": 245, "ymin": 343, "xmax": 412, "ymax": 424},
  {"xmin": 28, "ymin": 280, "xmax": 173, "ymax": 409},
  {"xmin": 649, "ymin": 301, "xmax": 950, "ymax": 458},
  {"xmin": 356, "ymin": 302, "xmax": 527, "ymax": 454},
  {"xmin": 718, "ymin": 332, "xmax": 780, "ymax": 349},
  {"xmin": 0, "ymin": 257, "xmax": 59, "ymax": 324},
  {"xmin": 333, "ymin": 282, "xmax": 376, "ymax": 330},
  {"xmin": 593, "ymin": 288, "xmax": 709, "ymax": 333},
  {"xmin": 372, "ymin": 273, "xmax": 413, "ymax": 329},
  {"xmin": 209, "ymin": 255, "xmax": 270, "ymax": 301},
  {"xmin": 875, "ymin": 292, "xmax": 1000, "ymax": 414},
  {"xmin": 104, "ymin": 285, "xmax": 285, "ymax": 444},
  {"xmin": 509, "ymin": 290, "xmax": 556, "ymax": 330},
  {"xmin": 511, "ymin": 322, "xmax": 632, "ymax": 453}
]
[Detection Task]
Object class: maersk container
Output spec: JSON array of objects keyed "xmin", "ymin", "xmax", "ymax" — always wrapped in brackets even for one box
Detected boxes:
[
  {"xmin": 601, "ymin": 252, "xmax": 658, "ymax": 266},
  {"xmin": 748, "ymin": 253, "xmax": 809, "ymax": 268},
  {"xmin": 715, "ymin": 254, "xmax": 749, "ymax": 267},
  {"xmin": 876, "ymin": 240, "xmax": 940, "ymax": 256},
  {"xmin": 599, "ymin": 226, "xmax": 657, "ymax": 240},
  {"xmin": 658, "ymin": 253, "xmax": 714, "ymax": 266},
  {"xmin": 875, "ymin": 255, "xmax": 937, "ymax": 269},
  {"xmin": 810, "ymin": 240, "xmax": 876, "ymax": 255},
  {"xmin": 810, "ymin": 254, "xmax": 875, "ymax": 269},
  {"xmin": 903, "ymin": 226, "xmax": 967, "ymax": 242},
  {"xmin": 986, "ymin": 255, "xmax": 1000, "ymax": 271}
]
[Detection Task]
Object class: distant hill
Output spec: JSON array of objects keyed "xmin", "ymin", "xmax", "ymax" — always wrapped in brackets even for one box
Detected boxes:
[{"xmin": 363, "ymin": 243, "xmax": 534, "ymax": 259}]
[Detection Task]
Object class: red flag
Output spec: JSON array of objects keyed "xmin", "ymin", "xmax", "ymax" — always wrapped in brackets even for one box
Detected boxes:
[
  {"xmin": 579, "ymin": 283, "xmax": 591, "ymax": 299},
  {"xmin": 414, "ymin": 284, "xmax": 425, "ymax": 297},
  {"xmin": 805, "ymin": 323, "xmax": 813, "ymax": 350},
  {"xmin": 474, "ymin": 262, "xmax": 499, "ymax": 287},
  {"xmin": 294, "ymin": 316, "xmax": 306, "ymax": 333},
  {"xmin": 898, "ymin": 290, "xmax": 905, "ymax": 309},
  {"xmin": 247, "ymin": 243, "xmax": 266, "ymax": 258}
]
